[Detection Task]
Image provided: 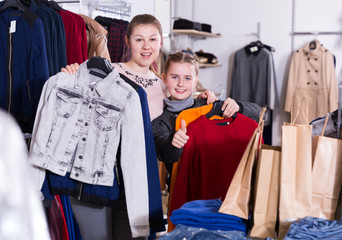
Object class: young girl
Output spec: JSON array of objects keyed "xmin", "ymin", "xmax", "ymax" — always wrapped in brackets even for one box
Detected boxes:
[{"xmin": 152, "ymin": 51, "xmax": 261, "ymax": 182}]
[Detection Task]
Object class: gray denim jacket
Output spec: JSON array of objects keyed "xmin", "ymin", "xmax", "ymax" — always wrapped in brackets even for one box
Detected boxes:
[{"xmin": 29, "ymin": 62, "xmax": 149, "ymax": 237}]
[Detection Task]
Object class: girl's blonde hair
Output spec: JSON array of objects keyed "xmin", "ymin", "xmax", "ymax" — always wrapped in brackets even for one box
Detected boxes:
[{"xmin": 164, "ymin": 51, "xmax": 199, "ymax": 76}]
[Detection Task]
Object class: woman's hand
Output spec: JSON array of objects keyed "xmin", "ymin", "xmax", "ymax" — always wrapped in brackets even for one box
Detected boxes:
[
  {"xmin": 221, "ymin": 98, "xmax": 240, "ymax": 118},
  {"xmin": 61, "ymin": 63, "xmax": 79, "ymax": 74},
  {"xmin": 172, "ymin": 120, "xmax": 189, "ymax": 149},
  {"xmin": 197, "ymin": 90, "xmax": 218, "ymax": 104}
]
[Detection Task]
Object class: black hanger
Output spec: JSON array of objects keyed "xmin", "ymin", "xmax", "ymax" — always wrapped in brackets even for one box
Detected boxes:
[
  {"xmin": 309, "ymin": 40, "xmax": 317, "ymax": 50},
  {"xmin": 87, "ymin": 56, "xmax": 113, "ymax": 78},
  {"xmin": 38, "ymin": 0, "xmax": 51, "ymax": 7},
  {"xmin": 0, "ymin": 0, "xmax": 25, "ymax": 11},
  {"xmin": 48, "ymin": 0, "xmax": 63, "ymax": 11},
  {"xmin": 205, "ymin": 100, "xmax": 224, "ymax": 119},
  {"xmin": 205, "ymin": 100, "xmax": 237, "ymax": 119},
  {"xmin": 19, "ymin": 0, "xmax": 31, "ymax": 8}
]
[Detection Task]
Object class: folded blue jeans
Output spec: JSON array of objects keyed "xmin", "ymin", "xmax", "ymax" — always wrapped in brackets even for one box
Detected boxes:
[{"xmin": 284, "ymin": 217, "xmax": 342, "ymax": 240}]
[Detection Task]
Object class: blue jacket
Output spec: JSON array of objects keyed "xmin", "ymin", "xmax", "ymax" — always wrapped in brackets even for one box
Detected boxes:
[{"xmin": 0, "ymin": 8, "xmax": 49, "ymax": 133}]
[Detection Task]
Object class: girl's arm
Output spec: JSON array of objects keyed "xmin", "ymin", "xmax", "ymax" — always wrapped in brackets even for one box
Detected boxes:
[{"xmin": 152, "ymin": 118, "xmax": 184, "ymax": 164}]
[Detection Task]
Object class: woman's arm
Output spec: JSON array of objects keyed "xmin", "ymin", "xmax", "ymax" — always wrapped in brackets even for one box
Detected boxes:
[{"xmin": 236, "ymin": 101, "xmax": 262, "ymax": 122}]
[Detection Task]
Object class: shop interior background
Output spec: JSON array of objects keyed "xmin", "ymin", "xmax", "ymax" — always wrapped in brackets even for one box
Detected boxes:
[{"xmin": 61, "ymin": 0, "xmax": 342, "ymax": 145}]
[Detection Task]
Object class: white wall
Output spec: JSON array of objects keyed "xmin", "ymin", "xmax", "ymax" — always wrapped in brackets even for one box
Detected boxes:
[{"xmin": 173, "ymin": 0, "xmax": 342, "ymax": 145}]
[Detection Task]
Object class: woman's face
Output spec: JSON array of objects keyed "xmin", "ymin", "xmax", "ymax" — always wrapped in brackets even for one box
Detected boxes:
[
  {"xmin": 126, "ymin": 24, "xmax": 163, "ymax": 69},
  {"xmin": 163, "ymin": 62, "xmax": 198, "ymax": 101}
]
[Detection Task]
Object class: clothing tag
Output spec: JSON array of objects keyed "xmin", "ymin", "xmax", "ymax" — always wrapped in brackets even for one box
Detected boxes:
[
  {"xmin": 9, "ymin": 20, "xmax": 16, "ymax": 33},
  {"xmin": 250, "ymin": 46, "xmax": 258, "ymax": 52}
]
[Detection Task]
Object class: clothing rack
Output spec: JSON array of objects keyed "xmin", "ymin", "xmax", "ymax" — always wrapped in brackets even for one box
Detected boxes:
[
  {"xmin": 95, "ymin": 4, "xmax": 131, "ymax": 16},
  {"xmin": 82, "ymin": 0, "xmax": 131, "ymax": 17}
]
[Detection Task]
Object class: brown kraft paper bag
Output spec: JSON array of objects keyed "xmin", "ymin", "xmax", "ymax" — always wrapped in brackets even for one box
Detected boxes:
[
  {"xmin": 311, "ymin": 114, "xmax": 342, "ymax": 220},
  {"xmin": 278, "ymin": 97, "xmax": 312, "ymax": 239},
  {"xmin": 250, "ymin": 145, "xmax": 281, "ymax": 239},
  {"xmin": 218, "ymin": 108, "xmax": 266, "ymax": 219}
]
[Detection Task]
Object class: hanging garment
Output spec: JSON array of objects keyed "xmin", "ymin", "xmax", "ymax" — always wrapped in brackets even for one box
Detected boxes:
[
  {"xmin": 29, "ymin": 61, "xmax": 150, "ymax": 238},
  {"xmin": 119, "ymin": 73, "xmax": 165, "ymax": 233},
  {"xmin": 169, "ymin": 114, "xmax": 258, "ymax": 218},
  {"xmin": 79, "ymin": 14, "xmax": 111, "ymax": 61},
  {"xmin": 39, "ymin": 2, "xmax": 67, "ymax": 74},
  {"xmin": 0, "ymin": 8, "xmax": 50, "ymax": 133},
  {"xmin": 58, "ymin": 9, "xmax": 87, "ymax": 64},
  {"xmin": 230, "ymin": 44, "xmax": 279, "ymax": 110},
  {"xmin": 284, "ymin": 39, "xmax": 338, "ymax": 124}
]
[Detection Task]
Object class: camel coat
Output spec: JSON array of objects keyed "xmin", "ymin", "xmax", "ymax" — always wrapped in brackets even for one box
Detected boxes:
[
  {"xmin": 79, "ymin": 14, "xmax": 111, "ymax": 62},
  {"xmin": 284, "ymin": 39, "xmax": 338, "ymax": 124}
]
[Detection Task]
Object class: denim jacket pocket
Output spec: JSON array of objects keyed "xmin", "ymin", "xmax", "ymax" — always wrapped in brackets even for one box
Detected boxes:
[
  {"xmin": 95, "ymin": 102, "xmax": 121, "ymax": 131},
  {"xmin": 56, "ymin": 88, "xmax": 81, "ymax": 118}
]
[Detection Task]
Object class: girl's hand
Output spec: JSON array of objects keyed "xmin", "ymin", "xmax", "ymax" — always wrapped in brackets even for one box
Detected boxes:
[
  {"xmin": 198, "ymin": 90, "xmax": 218, "ymax": 104},
  {"xmin": 172, "ymin": 120, "xmax": 189, "ymax": 149},
  {"xmin": 221, "ymin": 98, "xmax": 240, "ymax": 118},
  {"xmin": 61, "ymin": 63, "xmax": 79, "ymax": 74}
]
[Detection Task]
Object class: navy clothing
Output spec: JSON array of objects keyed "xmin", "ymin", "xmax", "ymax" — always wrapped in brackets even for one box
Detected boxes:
[
  {"xmin": 41, "ymin": 4, "xmax": 67, "ymax": 73},
  {"xmin": 28, "ymin": 0, "xmax": 53, "ymax": 75},
  {"xmin": 0, "ymin": 8, "xmax": 49, "ymax": 133},
  {"xmin": 119, "ymin": 73, "xmax": 165, "ymax": 233}
]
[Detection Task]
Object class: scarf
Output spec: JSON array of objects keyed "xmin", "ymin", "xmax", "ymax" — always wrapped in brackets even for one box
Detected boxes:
[{"xmin": 164, "ymin": 95, "xmax": 194, "ymax": 112}]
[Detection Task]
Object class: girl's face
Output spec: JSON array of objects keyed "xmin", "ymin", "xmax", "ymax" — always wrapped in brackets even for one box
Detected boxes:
[
  {"xmin": 163, "ymin": 62, "xmax": 198, "ymax": 101},
  {"xmin": 126, "ymin": 24, "xmax": 163, "ymax": 69}
]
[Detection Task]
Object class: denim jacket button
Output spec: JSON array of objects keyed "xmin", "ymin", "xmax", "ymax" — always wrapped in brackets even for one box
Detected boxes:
[
  {"xmin": 79, "ymin": 155, "xmax": 83, "ymax": 159},
  {"xmin": 75, "ymin": 173, "xmax": 79, "ymax": 177},
  {"xmin": 82, "ymin": 137, "xmax": 86, "ymax": 141},
  {"xmin": 85, "ymin": 122, "xmax": 89, "ymax": 126}
]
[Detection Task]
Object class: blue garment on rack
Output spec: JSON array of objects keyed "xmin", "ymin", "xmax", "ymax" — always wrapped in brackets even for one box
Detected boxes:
[
  {"xmin": 60, "ymin": 195, "xmax": 82, "ymax": 240},
  {"xmin": 284, "ymin": 217, "xmax": 342, "ymax": 240}
]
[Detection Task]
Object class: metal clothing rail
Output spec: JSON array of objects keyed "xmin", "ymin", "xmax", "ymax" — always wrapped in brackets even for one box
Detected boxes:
[
  {"xmin": 291, "ymin": 31, "xmax": 342, "ymax": 36},
  {"xmin": 55, "ymin": 0, "xmax": 80, "ymax": 3},
  {"xmin": 96, "ymin": 4, "xmax": 131, "ymax": 16}
]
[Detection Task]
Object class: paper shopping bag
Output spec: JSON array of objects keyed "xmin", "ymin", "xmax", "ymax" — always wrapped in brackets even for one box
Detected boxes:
[
  {"xmin": 311, "ymin": 114, "xmax": 342, "ymax": 220},
  {"xmin": 218, "ymin": 108, "xmax": 266, "ymax": 219},
  {"xmin": 250, "ymin": 145, "xmax": 281, "ymax": 239},
  {"xmin": 278, "ymin": 97, "xmax": 312, "ymax": 239}
]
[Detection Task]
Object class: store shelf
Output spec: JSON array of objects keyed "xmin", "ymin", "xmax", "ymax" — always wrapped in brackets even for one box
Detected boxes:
[
  {"xmin": 172, "ymin": 29, "xmax": 221, "ymax": 38},
  {"xmin": 199, "ymin": 64, "xmax": 222, "ymax": 68}
]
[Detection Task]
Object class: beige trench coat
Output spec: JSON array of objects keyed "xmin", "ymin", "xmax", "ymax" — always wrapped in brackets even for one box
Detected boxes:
[{"xmin": 284, "ymin": 39, "xmax": 338, "ymax": 124}]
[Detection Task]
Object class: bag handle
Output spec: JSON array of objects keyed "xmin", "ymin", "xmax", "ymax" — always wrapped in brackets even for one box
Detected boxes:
[{"xmin": 320, "ymin": 114, "xmax": 330, "ymax": 137}]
